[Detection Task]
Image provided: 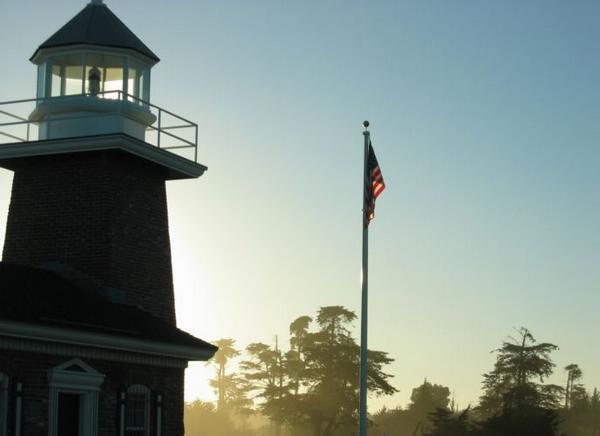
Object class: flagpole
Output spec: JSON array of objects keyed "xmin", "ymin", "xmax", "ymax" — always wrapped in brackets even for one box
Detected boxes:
[{"xmin": 359, "ymin": 120, "xmax": 370, "ymax": 436}]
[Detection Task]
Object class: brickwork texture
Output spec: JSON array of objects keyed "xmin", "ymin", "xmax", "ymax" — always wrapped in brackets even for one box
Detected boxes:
[
  {"xmin": 2, "ymin": 150, "xmax": 176, "ymax": 324},
  {"xmin": 0, "ymin": 349, "xmax": 185, "ymax": 436}
]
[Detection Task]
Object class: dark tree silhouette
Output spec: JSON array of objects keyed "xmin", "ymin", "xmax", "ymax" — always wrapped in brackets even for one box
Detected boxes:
[
  {"xmin": 475, "ymin": 328, "xmax": 562, "ymax": 436},
  {"xmin": 240, "ymin": 341, "xmax": 287, "ymax": 436},
  {"xmin": 243, "ymin": 306, "xmax": 396, "ymax": 436},
  {"xmin": 370, "ymin": 329, "xmax": 600, "ymax": 436},
  {"xmin": 424, "ymin": 408, "xmax": 477, "ymax": 436},
  {"xmin": 478, "ymin": 327, "xmax": 562, "ymax": 418},
  {"xmin": 565, "ymin": 363, "xmax": 583, "ymax": 409},
  {"xmin": 560, "ymin": 382, "xmax": 600, "ymax": 436},
  {"xmin": 196, "ymin": 325, "xmax": 600, "ymax": 436},
  {"xmin": 373, "ymin": 380, "xmax": 452, "ymax": 436},
  {"xmin": 207, "ymin": 338, "xmax": 252, "ymax": 415},
  {"xmin": 479, "ymin": 406, "xmax": 560, "ymax": 436},
  {"xmin": 410, "ymin": 380, "xmax": 451, "ymax": 418}
]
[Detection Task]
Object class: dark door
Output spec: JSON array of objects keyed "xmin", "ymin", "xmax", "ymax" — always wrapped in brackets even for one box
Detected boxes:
[{"xmin": 58, "ymin": 393, "xmax": 80, "ymax": 436}]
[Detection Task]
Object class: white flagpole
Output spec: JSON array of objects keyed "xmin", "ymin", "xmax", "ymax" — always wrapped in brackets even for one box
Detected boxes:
[{"xmin": 359, "ymin": 120, "xmax": 370, "ymax": 436}]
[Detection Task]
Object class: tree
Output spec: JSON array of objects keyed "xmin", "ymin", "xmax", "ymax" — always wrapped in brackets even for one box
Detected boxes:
[
  {"xmin": 410, "ymin": 380, "xmax": 451, "ymax": 416},
  {"xmin": 207, "ymin": 338, "xmax": 252, "ymax": 415},
  {"xmin": 565, "ymin": 363, "xmax": 584, "ymax": 409},
  {"xmin": 478, "ymin": 327, "xmax": 561, "ymax": 418},
  {"xmin": 480, "ymin": 406, "xmax": 561, "ymax": 436},
  {"xmin": 559, "ymin": 381, "xmax": 600, "ymax": 436},
  {"xmin": 372, "ymin": 406, "xmax": 406, "ymax": 436},
  {"xmin": 247, "ymin": 306, "xmax": 397, "ymax": 436},
  {"xmin": 424, "ymin": 408, "xmax": 477, "ymax": 436},
  {"xmin": 372, "ymin": 381, "xmax": 452, "ymax": 436},
  {"xmin": 240, "ymin": 341, "xmax": 287, "ymax": 436},
  {"xmin": 407, "ymin": 380, "xmax": 452, "ymax": 434},
  {"xmin": 476, "ymin": 328, "xmax": 562, "ymax": 436},
  {"xmin": 590, "ymin": 389, "xmax": 600, "ymax": 436},
  {"xmin": 299, "ymin": 306, "xmax": 397, "ymax": 436}
]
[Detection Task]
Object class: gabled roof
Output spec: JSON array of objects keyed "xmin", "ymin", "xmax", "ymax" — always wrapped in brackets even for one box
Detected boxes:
[
  {"xmin": 0, "ymin": 263, "xmax": 215, "ymax": 359},
  {"xmin": 31, "ymin": 1, "xmax": 159, "ymax": 64}
]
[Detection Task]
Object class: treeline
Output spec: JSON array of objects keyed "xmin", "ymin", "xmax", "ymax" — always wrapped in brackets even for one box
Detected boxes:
[
  {"xmin": 184, "ymin": 307, "xmax": 600, "ymax": 436},
  {"xmin": 374, "ymin": 327, "xmax": 600, "ymax": 436}
]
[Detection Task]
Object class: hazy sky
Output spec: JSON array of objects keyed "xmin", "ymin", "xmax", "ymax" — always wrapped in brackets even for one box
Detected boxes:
[{"xmin": 1, "ymin": 0, "xmax": 599, "ymax": 412}]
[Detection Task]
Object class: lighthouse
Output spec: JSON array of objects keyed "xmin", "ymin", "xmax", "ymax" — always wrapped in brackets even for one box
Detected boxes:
[{"xmin": 0, "ymin": 2, "xmax": 216, "ymax": 435}]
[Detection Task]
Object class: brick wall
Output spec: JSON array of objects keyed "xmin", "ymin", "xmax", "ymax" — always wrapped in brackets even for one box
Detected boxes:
[
  {"xmin": 1, "ymin": 150, "xmax": 176, "ymax": 324},
  {"xmin": 0, "ymin": 349, "xmax": 185, "ymax": 436}
]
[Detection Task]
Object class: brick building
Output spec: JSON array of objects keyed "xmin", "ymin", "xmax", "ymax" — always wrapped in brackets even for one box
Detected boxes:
[{"xmin": 0, "ymin": 1, "xmax": 216, "ymax": 435}]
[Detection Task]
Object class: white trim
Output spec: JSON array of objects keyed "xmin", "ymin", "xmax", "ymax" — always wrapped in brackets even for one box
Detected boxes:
[
  {"xmin": 48, "ymin": 359, "xmax": 105, "ymax": 436},
  {"xmin": 144, "ymin": 69, "xmax": 151, "ymax": 102},
  {"xmin": 31, "ymin": 45, "xmax": 157, "ymax": 68},
  {"xmin": 0, "ymin": 320, "xmax": 214, "ymax": 361},
  {"xmin": 34, "ymin": 48, "xmax": 154, "ymax": 103},
  {"xmin": 119, "ymin": 392, "xmax": 126, "ymax": 436},
  {"xmin": 0, "ymin": 336, "xmax": 186, "ymax": 368},
  {"xmin": 49, "ymin": 359, "xmax": 105, "ymax": 390},
  {"xmin": 0, "ymin": 134, "xmax": 206, "ymax": 180}
]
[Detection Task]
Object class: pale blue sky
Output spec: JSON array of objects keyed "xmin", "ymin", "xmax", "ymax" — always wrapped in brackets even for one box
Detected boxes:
[{"xmin": 0, "ymin": 0, "xmax": 599, "ymax": 410}]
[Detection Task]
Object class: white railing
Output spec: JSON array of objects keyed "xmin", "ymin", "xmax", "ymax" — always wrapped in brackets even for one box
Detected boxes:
[{"xmin": 0, "ymin": 91, "xmax": 199, "ymax": 163}]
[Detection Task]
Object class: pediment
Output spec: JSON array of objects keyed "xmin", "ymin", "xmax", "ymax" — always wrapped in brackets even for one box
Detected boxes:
[
  {"xmin": 53, "ymin": 358, "xmax": 101, "ymax": 376},
  {"xmin": 48, "ymin": 358, "xmax": 105, "ymax": 388}
]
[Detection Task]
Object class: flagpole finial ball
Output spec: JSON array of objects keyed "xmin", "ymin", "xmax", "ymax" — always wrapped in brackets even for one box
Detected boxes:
[{"xmin": 363, "ymin": 120, "xmax": 370, "ymax": 128}]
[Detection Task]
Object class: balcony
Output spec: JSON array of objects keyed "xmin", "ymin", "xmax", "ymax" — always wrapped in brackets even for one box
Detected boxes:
[
  {"xmin": 0, "ymin": 92, "xmax": 204, "ymax": 179},
  {"xmin": 0, "ymin": 91, "xmax": 198, "ymax": 162}
]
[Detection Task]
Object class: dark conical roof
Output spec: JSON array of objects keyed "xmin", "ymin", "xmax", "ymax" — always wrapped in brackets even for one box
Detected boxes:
[{"xmin": 31, "ymin": 1, "xmax": 159, "ymax": 63}]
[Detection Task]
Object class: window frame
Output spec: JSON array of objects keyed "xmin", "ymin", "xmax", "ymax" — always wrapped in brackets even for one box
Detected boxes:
[
  {"xmin": 39, "ymin": 48, "xmax": 152, "ymax": 103},
  {"xmin": 122, "ymin": 384, "xmax": 151, "ymax": 436}
]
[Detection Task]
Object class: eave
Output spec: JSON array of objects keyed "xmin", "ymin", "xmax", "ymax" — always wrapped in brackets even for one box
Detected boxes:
[
  {"xmin": 0, "ymin": 133, "xmax": 207, "ymax": 180},
  {"xmin": 0, "ymin": 319, "xmax": 216, "ymax": 362}
]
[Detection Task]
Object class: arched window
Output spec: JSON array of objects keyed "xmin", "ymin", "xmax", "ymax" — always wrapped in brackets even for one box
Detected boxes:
[
  {"xmin": 124, "ymin": 384, "xmax": 150, "ymax": 436},
  {"xmin": 0, "ymin": 373, "xmax": 9, "ymax": 436}
]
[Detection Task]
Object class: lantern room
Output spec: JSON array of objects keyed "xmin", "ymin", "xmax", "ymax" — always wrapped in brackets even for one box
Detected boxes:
[
  {"xmin": 28, "ymin": 0, "xmax": 160, "ymax": 141},
  {"xmin": 0, "ymin": 0, "xmax": 205, "ymax": 180},
  {"xmin": 33, "ymin": 50, "xmax": 151, "ymax": 102}
]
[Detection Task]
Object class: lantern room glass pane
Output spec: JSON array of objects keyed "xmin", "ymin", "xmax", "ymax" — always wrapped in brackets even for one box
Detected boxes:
[
  {"xmin": 64, "ymin": 65, "xmax": 84, "ymax": 95},
  {"xmin": 84, "ymin": 53, "xmax": 124, "ymax": 100},
  {"xmin": 103, "ymin": 56, "xmax": 124, "ymax": 100},
  {"xmin": 37, "ymin": 63, "xmax": 46, "ymax": 98},
  {"xmin": 48, "ymin": 53, "xmax": 84, "ymax": 97},
  {"xmin": 139, "ymin": 68, "xmax": 149, "ymax": 102},
  {"xmin": 127, "ymin": 64, "xmax": 138, "ymax": 102},
  {"xmin": 51, "ymin": 65, "xmax": 62, "ymax": 97}
]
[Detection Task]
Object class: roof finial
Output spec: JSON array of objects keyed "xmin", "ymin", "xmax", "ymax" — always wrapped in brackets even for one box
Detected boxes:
[{"xmin": 90, "ymin": 0, "xmax": 104, "ymax": 5}]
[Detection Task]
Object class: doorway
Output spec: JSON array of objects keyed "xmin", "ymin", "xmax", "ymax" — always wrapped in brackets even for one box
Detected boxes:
[{"xmin": 57, "ymin": 393, "xmax": 81, "ymax": 436}]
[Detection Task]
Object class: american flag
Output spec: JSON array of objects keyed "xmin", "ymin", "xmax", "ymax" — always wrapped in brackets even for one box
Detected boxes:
[{"xmin": 364, "ymin": 141, "xmax": 385, "ymax": 226}]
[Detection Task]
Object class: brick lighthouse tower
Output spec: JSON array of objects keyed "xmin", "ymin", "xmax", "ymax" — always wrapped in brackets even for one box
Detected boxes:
[{"xmin": 0, "ymin": 2, "xmax": 216, "ymax": 435}]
